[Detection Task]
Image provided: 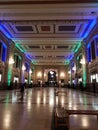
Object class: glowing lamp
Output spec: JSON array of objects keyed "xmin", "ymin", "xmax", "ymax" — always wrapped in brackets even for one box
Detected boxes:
[
  {"xmin": 29, "ymin": 69, "xmax": 32, "ymax": 74},
  {"xmin": 80, "ymin": 58, "xmax": 86, "ymax": 64},
  {"xmin": 22, "ymin": 65, "xmax": 26, "ymax": 71},
  {"xmin": 9, "ymin": 58, "xmax": 14, "ymax": 64}
]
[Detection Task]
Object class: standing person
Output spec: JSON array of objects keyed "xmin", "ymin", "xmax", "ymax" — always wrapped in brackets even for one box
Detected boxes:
[
  {"xmin": 10, "ymin": 81, "xmax": 13, "ymax": 90},
  {"xmin": 20, "ymin": 83, "xmax": 25, "ymax": 101},
  {"xmin": 93, "ymin": 81, "xmax": 96, "ymax": 93}
]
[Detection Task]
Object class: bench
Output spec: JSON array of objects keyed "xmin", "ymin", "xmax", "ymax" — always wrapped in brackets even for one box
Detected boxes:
[
  {"xmin": 55, "ymin": 107, "xmax": 69, "ymax": 129},
  {"xmin": 66, "ymin": 109, "xmax": 98, "ymax": 129},
  {"xmin": 66, "ymin": 109, "xmax": 98, "ymax": 121},
  {"xmin": 55, "ymin": 90, "xmax": 67, "ymax": 96},
  {"xmin": 55, "ymin": 108, "xmax": 98, "ymax": 129}
]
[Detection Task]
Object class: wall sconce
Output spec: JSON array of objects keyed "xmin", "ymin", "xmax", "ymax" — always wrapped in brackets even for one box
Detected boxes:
[
  {"xmin": 9, "ymin": 57, "xmax": 14, "ymax": 64},
  {"xmin": 29, "ymin": 69, "xmax": 32, "ymax": 74},
  {"xmin": 80, "ymin": 57, "xmax": 86, "ymax": 64},
  {"xmin": 60, "ymin": 72, "xmax": 65, "ymax": 78},
  {"xmin": 72, "ymin": 66, "xmax": 76, "ymax": 71},
  {"xmin": 22, "ymin": 65, "xmax": 26, "ymax": 71},
  {"xmin": 37, "ymin": 72, "xmax": 42, "ymax": 78},
  {"xmin": 44, "ymin": 73, "xmax": 46, "ymax": 77},
  {"xmin": 68, "ymin": 70, "xmax": 71, "ymax": 74}
]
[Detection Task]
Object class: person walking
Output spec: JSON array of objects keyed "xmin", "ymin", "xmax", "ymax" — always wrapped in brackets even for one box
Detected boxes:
[{"xmin": 20, "ymin": 83, "xmax": 25, "ymax": 101}]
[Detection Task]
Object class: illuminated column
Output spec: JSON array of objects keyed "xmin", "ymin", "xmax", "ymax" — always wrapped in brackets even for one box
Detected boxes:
[
  {"xmin": 29, "ymin": 63, "xmax": 33, "ymax": 84},
  {"xmin": 7, "ymin": 42, "xmax": 15, "ymax": 86},
  {"xmin": 68, "ymin": 65, "xmax": 71, "ymax": 85},
  {"xmin": 33, "ymin": 66, "xmax": 36, "ymax": 84},
  {"xmin": 73, "ymin": 55, "xmax": 77, "ymax": 85},
  {"xmin": 70, "ymin": 62, "xmax": 72, "ymax": 85},
  {"xmin": 81, "ymin": 43, "xmax": 87, "ymax": 87},
  {"xmin": 29, "ymin": 69, "xmax": 32, "ymax": 84},
  {"xmin": 21, "ymin": 54, "xmax": 25, "ymax": 83}
]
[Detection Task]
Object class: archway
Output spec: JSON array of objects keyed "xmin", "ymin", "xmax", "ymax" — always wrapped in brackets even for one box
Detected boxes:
[{"xmin": 48, "ymin": 70, "xmax": 57, "ymax": 86}]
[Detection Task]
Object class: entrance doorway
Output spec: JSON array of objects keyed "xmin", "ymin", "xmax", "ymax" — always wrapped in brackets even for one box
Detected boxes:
[{"xmin": 48, "ymin": 70, "xmax": 57, "ymax": 86}]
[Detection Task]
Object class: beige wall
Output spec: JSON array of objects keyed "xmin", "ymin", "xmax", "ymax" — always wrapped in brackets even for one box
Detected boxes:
[{"xmin": 33, "ymin": 65, "xmax": 68, "ymax": 84}]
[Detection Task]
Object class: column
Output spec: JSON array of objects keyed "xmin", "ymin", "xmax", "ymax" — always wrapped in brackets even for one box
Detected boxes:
[
  {"xmin": 82, "ymin": 42, "xmax": 87, "ymax": 87},
  {"xmin": 42, "ymin": 68, "xmax": 44, "ymax": 85},
  {"xmin": 20, "ymin": 54, "xmax": 25, "ymax": 84},
  {"xmin": 70, "ymin": 62, "xmax": 72, "ymax": 85},
  {"xmin": 29, "ymin": 62, "xmax": 32, "ymax": 84},
  {"xmin": 7, "ymin": 41, "xmax": 15, "ymax": 87}
]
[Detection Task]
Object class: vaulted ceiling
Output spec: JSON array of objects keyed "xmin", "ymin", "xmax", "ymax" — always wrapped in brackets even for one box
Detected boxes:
[{"xmin": 0, "ymin": 0, "xmax": 98, "ymax": 65}]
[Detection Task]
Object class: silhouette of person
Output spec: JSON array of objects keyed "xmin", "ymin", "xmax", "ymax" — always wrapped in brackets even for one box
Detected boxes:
[{"xmin": 20, "ymin": 83, "xmax": 25, "ymax": 101}]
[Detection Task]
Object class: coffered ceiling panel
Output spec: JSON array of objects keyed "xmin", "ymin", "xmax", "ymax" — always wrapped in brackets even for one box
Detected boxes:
[{"xmin": 0, "ymin": 1, "xmax": 98, "ymax": 65}]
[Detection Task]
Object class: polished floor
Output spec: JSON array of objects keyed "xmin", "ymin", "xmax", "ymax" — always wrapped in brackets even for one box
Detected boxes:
[{"xmin": 0, "ymin": 87, "xmax": 98, "ymax": 130}]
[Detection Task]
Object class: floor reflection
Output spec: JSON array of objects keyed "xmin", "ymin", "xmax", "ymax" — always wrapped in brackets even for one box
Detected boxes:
[{"xmin": 0, "ymin": 87, "xmax": 98, "ymax": 130}]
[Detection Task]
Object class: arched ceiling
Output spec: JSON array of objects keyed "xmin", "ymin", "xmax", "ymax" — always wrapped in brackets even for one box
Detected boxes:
[{"xmin": 0, "ymin": 0, "xmax": 98, "ymax": 65}]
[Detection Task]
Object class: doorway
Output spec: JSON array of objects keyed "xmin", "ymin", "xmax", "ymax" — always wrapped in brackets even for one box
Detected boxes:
[{"xmin": 48, "ymin": 70, "xmax": 57, "ymax": 86}]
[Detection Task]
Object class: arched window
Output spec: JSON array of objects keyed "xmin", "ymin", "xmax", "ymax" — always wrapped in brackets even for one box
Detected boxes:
[
  {"xmin": 14, "ymin": 54, "xmax": 22, "ymax": 69},
  {"xmin": 91, "ymin": 40, "xmax": 96, "ymax": 60},
  {"xmin": 0, "ymin": 42, "xmax": 2, "ymax": 60},
  {"xmin": 0, "ymin": 41, "xmax": 7, "ymax": 62},
  {"xmin": 95, "ymin": 38, "xmax": 98, "ymax": 57},
  {"xmin": 87, "ymin": 36, "xmax": 98, "ymax": 62}
]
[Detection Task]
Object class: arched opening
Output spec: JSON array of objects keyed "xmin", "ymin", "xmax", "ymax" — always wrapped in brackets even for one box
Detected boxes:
[{"xmin": 48, "ymin": 70, "xmax": 57, "ymax": 86}]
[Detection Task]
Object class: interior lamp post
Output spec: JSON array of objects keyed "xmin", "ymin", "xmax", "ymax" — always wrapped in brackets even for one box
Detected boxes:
[{"xmin": 8, "ymin": 57, "xmax": 15, "ymax": 87}]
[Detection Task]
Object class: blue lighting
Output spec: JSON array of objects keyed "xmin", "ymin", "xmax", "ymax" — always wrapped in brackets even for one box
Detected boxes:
[
  {"xmin": 0, "ymin": 24, "xmax": 12, "ymax": 39},
  {"xmin": 26, "ymin": 54, "xmax": 32, "ymax": 61},
  {"xmin": 2, "ymin": 42, "xmax": 7, "ymax": 49},
  {"xmin": 87, "ymin": 46, "xmax": 91, "ymax": 62},
  {"xmin": 25, "ymin": 62, "xmax": 30, "ymax": 72},
  {"xmin": 82, "ymin": 19, "xmax": 96, "ymax": 39},
  {"xmin": 2, "ymin": 42, "xmax": 7, "ymax": 62},
  {"xmin": 87, "ymin": 42, "xmax": 91, "ymax": 49},
  {"xmin": 67, "ymin": 54, "xmax": 74, "ymax": 60}
]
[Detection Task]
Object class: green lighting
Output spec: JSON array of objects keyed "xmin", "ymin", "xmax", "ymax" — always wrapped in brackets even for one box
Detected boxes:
[
  {"xmin": 64, "ymin": 60, "xmax": 70, "ymax": 65},
  {"xmin": 19, "ymin": 55, "xmax": 22, "ymax": 60},
  {"xmin": 73, "ymin": 43, "xmax": 81, "ymax": 53},
  {"xmin": 7, "ymin": 65, "xmax": 12, "ymax": 86},
  {"xmin": 15, "ymin": 43, "xmax": 26, "ymax": 53},
  {"xmin": 77, "ymin": 53, "xmax": 82, "ymax": 60},
  {"xmin": 32, "ymin": 61, "xmax": 37, "ymax": 65},
  {"xmin": 83, "ymin": 64, "xmax": 86, "ymax": 87}
]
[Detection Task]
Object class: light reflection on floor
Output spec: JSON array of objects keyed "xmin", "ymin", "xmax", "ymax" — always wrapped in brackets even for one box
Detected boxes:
[{"xmin": 0, "ymin": 87, "xmax": 98, "ymax": 130}]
